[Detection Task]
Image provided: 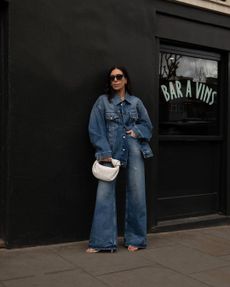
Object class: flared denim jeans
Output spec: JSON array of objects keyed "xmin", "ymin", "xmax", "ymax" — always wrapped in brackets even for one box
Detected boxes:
[{"xmin": 89, "ymin": 136, "xmax": 147, "ymax": 251}]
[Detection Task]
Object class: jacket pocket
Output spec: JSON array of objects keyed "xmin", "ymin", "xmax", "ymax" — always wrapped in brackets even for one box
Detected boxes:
[
  {"xmin": 129, "ymin": 111, "xmax": 138, "ymax": 120},
  {"xmin": 105, "ymin": 112, "xmax": 119, "ymax": 121}
]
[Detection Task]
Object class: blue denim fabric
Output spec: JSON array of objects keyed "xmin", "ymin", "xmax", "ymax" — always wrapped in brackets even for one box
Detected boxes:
[
  {"xmin": 88, "ymin": 93, "xmax": 153, "ymax": 250},
  {"xmin": 88, "ymin": 93, "xmax": 153, "ymax": 166},
  {"xmin": 89, "ymin": 136, "xmax": 147, "ymax": 250}
]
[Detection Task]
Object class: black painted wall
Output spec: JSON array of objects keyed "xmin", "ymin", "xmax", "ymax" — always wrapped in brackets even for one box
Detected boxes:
[
  {"xmin": 0, "ymin": 0, "xmax": 8, "ymax": 239},
  {"xmin": 5, "ymin": 0, "xmax": 157, "ymax": 246},
  {"xmin": 2, "ymin": 0, "xmax": 230, "ymax": 246}
]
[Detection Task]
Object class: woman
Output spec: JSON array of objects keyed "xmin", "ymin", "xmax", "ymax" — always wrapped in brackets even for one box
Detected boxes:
[{"xmin": 87, "ymin": 66, "xmax": 153, "ymax": 253}]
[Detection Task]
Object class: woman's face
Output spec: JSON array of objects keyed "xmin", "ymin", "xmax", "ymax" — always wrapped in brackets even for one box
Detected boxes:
[{"xmin": 110, "ymin": 68, "xmax": 127, "ymax": 93}]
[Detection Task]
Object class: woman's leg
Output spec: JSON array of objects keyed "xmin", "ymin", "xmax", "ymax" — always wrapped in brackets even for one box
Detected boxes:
[
  {"xmin": 88, "ymin": 179, "xmax": 117, "ymax": 251},
  {"xmin": 124, "ymin": 137, "xmax": 147, "ymax": 249}
]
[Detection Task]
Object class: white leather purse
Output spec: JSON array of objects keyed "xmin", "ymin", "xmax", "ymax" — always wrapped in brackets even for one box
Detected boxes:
[{"xmin": 92, "ymin": 159, "xmax": 121, "ymax": 182}]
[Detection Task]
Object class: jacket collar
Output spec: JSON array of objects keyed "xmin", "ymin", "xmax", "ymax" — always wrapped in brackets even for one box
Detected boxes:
[{"xmin": 112, "ymin": 92, "xmax": 132, "ymax": 105}]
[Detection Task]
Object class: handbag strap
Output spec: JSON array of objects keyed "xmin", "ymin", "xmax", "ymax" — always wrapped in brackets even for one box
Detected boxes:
[{"xmin": 111, "ymin": 159, "xmax": 121, "ymax": 167}]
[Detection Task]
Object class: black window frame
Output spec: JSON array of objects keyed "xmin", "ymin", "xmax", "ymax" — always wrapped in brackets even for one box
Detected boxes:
[{"xmin": 159, "ymin": 44, "xmax": 224, "ymax": 141}]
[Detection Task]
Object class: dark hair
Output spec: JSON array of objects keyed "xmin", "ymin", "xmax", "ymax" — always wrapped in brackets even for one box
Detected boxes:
[{"xmin": 105, "ymin": 66, "xmax": 132, "ymax": 101}]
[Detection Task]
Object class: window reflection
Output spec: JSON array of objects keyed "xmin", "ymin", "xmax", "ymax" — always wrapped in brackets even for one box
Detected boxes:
[{"xmin": 159, "ymin": 52, "xmax": 219, "ymax": 135}]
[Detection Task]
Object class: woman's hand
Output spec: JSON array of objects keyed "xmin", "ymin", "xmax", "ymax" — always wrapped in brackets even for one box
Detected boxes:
[{"xmin": 126, "ymin": 130, "xmax": 137, "ymax": 138}]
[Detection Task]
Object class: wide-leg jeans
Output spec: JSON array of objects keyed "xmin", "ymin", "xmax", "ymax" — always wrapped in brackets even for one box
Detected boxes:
[{"xmin": 89, "ymin": 137, "xmax": 147, "ymax": 251}]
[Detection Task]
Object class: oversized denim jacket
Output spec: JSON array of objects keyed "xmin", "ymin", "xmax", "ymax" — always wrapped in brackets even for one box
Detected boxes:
[{"xmin": 88, "ymin": 93, "xmax": 153, "ymax": 166}]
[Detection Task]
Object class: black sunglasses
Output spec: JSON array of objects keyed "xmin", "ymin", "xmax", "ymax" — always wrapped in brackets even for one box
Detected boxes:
[{"xmin": 110, "ymin": 74, "xmax": 124, "ymax": 81}]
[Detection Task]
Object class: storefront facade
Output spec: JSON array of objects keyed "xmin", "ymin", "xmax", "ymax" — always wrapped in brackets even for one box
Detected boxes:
[
  {"xmin": 0, "ymin": 0, "xmax": 230, "ymax": 247},
  {"xmin": 155, "ymin": 1, "xmax": 230, "ymax": 229}
]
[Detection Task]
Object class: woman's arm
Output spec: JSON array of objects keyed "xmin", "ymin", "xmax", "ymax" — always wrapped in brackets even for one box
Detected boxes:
[
  {"xmin": 88, "ymin": 98, "xmax": 112, "ymax": 160},
  {"xmin": 131, "ymin": 99, "xmax": 153, "ymax": 141}
]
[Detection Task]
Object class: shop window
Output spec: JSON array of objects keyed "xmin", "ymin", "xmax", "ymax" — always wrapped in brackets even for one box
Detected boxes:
[{"xmin": 159, "ymin": 49, "xmax": 219, "ymax": 135}]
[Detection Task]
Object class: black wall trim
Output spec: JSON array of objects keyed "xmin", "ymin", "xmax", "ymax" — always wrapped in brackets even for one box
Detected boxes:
[
  {"xmin": 0, "ymin": 1, "xmax": 9, "ymax": 242},
  {"xmin": 156, "ymin": 13, "xmax": 230, "ymax": 51},
  {"xmin": 160, "ymin": 44, "xmax": 221, "ymax": 61},
  {"xmin": 227, "ymin": 53, "xmax": 230, "ymax": 215}
]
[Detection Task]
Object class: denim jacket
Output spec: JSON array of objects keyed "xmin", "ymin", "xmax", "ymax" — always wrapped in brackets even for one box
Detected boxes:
[{"xmin": 88, "ymin": 93, "xmax": 153, "ymax": 166}]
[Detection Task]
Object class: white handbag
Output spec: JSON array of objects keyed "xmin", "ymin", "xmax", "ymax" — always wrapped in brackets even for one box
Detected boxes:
[{"xmin": 92, "ymin": 159, "xmax": 121, "ymax": 182}]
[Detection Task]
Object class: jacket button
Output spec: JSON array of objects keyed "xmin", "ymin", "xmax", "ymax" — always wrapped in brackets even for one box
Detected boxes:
[{"xmin": 122, "ymin": 148, "xmax": 126, "ymax": 151}]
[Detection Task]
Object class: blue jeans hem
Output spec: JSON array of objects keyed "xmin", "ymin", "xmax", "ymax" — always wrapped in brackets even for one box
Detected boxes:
[{"xmin": 88, "ymin": 246, "xmax": 117, "ymax": 252}]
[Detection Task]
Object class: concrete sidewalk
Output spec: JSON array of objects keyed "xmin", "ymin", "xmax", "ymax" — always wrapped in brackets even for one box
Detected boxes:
[{"xmin": 1, "ymin": 225, "xmax": 230, "ymax": 287}]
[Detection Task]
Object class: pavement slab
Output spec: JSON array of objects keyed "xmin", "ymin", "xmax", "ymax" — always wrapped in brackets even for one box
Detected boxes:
[
  {"xmin": 1, "ymin": 269, "xmax": 107, "ymax": 287},
  {"xmin": 98, "ymin": 266, "xmax": 210, "ymax": 287},
  {"xmin": 153, "ymin": 228, "xmax": 209, "ymax": 242},
  {"xmin": 166, "ymin": 232, "xmax": 230, "ymax": 256},
  {"xmin": 1, "ymin": 225, "xmax": 230, "ymax": 287},
  {"xmin": 202, "ymin": 226, "xmax": 230, "ymax": 241},
  {"xmin": 191, "ymin": 265, "xmax": 230, "ymax": 287},
  {"xmin": 140, "ymin": 244, "xmax": 229, "ymax": 274},
  {"xmin": 146, "ymin": 233, "xmax": 175, "ymax": 249},
  {"xmin": 52, "ymin": 244, "xmax": 155, "ymax": 276},
  {"xmin": 219, "ymin": 255, "xmax": 230, "ymax": 262},
  {"xmin": 0, "ymin": 247, "xmax": 75, "ymax": 281}
]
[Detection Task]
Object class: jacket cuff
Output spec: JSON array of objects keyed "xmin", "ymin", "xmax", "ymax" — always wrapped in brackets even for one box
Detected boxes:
[
  {"xmin": 132, "ymin": 126, "xmax": 143, "ymax": 138},
  {"xmin": 95, "ymin": 151, "xmax": 112, "ymax": 161}
]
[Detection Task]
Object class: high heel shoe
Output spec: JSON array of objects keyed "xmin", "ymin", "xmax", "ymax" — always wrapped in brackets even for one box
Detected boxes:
[
  {"xmin": 86, "ymin": 248, "xmax": 116, "ymax": 253},
  {"xmin": 128, "ymin": 245, "xmax": 139, "ymax": 252},
  {"xmin": 86, "ymin": 248, "xmax": 99, "ymax": 253}
]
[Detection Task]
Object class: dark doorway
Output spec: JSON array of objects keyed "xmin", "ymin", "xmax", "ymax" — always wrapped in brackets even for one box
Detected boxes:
[{"xmin": 157, "ymin": 45, "xmax": 225, "ymax": 221}]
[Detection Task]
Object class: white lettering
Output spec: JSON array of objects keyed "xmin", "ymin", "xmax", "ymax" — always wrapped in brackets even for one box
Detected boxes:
[
  {"xmin": 161, "ymin": 85, "xmax": 170, "ymax": 102},
  {"xmin": 161, "ymin": 80, "xmax": 217, "ymax": 105},
  {"xmin": 209, "ymin": 91, "xmax": 217, "ymax": 105},
  {"xmin": 185, "ymin": 80, "xmax": 192, "ymax": 98},
  {"xmin": 169, "ymin": 82, "xmax": 178, "ymax": 100},
  {"xmin": 196, "ymin": 82, "xmax": 203, "ymax": 99},
  {"xmin": 203, "ymin": 86, "xmax": 213, "ymax": 104},
  {"xmin": 175, "ymin": 81, "xmax": 183, "ymax": 98}
]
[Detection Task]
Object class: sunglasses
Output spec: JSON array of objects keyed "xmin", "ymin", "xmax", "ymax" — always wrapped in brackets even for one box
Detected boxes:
[{"xmin": 110, "ymin": 74, "xmax": 124, "ymax": 81}]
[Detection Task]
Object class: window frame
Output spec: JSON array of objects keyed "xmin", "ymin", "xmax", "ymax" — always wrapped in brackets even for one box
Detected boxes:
[{"xmin": 159, "ymin": 45, "xmax": 223, "ymax": 141}]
